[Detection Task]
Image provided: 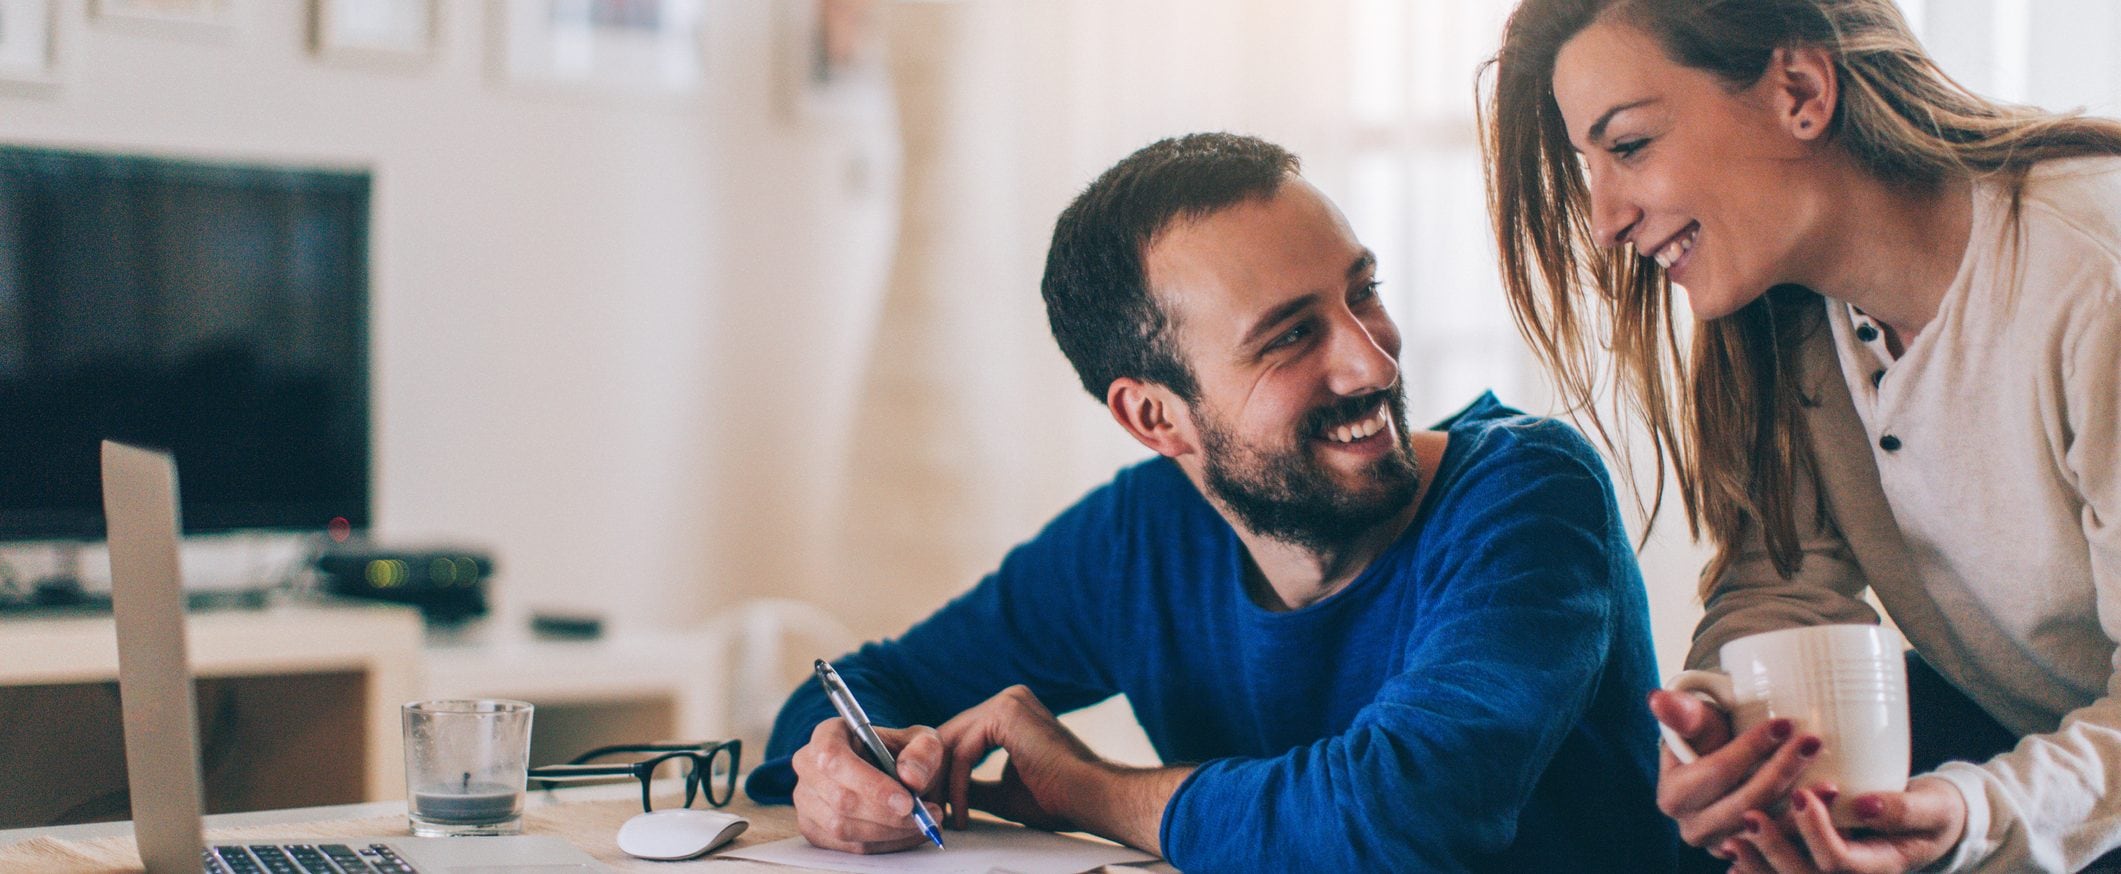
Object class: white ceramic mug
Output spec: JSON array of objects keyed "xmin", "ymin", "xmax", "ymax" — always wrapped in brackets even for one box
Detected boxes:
[{"xmin": 1661, "ymin": 624, "xmax": 1909, "ymax": 826}]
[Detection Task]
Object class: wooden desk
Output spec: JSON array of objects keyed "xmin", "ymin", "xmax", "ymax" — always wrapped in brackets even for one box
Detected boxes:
[
  {"xmin": 0, "ymin": 786, "xmax": 1167, "ymax": 873},
  {"xmin": 0, "ymin": 790, "xmax": 790, "ymax": 872}
]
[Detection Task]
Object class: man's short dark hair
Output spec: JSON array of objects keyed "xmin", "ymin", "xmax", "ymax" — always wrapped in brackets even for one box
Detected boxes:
[{"xmin": 1041, "ymin": 133, "xmax": 1300, "ymax": 403}]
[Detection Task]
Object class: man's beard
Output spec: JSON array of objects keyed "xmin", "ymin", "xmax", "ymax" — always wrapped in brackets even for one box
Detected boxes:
[{"xmin": 1196, "ymin": 389, "xmax": 1423, "ymax": 553}]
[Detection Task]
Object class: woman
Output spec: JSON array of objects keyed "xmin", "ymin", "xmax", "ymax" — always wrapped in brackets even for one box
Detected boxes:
[{"xmin": 1481, "ymin": 1, "xmax": 2121, "ymax": 872}]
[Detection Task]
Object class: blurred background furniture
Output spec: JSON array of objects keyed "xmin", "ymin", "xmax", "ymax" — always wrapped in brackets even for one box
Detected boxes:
[{"xmin": 0, "ymin": 602, "xmax": 421, "ymax": 829}]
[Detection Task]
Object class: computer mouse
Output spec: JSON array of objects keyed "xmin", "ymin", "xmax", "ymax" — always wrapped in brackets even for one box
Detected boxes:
[{"xmin": 615, "ymin": 809, "xmax": 749, "ymax": 861}]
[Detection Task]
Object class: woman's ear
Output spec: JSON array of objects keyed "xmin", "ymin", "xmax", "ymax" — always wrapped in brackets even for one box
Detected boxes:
[
  {"xmin": 1771, "ymin": 45, "xmax": 1839, "ymax": 142},
  {"xmin": 1106, "ymin": 377, "xmax": 1196, "ymax": 458}
]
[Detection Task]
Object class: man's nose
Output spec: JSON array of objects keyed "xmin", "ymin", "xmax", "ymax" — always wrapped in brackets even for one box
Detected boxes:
[{"xmin": 1326, "ymin": 318, "xmax": 1398, "ymax": 399}]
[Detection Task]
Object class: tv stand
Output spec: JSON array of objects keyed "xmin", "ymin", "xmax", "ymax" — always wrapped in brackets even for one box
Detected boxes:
[
  {"xmin": 0, "ymin": 587, "xmax": 275, "ymax": 616},
  {"xmin": 0, "ymin": 601, "xmax": 422, "ymax": 829}
]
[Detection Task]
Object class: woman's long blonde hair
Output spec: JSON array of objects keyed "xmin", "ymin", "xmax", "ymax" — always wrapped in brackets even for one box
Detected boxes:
[{"xmin": 1478, "ymin": 0, "xmax": 2121, "ymax": 591}]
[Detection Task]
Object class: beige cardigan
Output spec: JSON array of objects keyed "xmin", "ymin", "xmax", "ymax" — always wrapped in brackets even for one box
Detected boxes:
[
  {"xmin": 1684, "ymin": 299, "xmax": 2119, "ymax": 872},
  {"xmin": 1683, "ymin": 158, "xmax": 2121, "ymax": 871}
]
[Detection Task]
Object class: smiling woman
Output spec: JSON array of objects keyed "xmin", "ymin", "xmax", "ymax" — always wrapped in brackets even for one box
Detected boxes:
[{"xmin": 1480, "ymin": 1, "xmax": 2121, "ymax": 872}]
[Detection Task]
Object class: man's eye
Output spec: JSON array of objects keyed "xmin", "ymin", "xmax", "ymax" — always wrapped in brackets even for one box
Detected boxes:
[
  {"xmin": 1352, "ymin": 280, "xmax": 1383, "ymax": 305},
  {"xmin": 1267, "ymin": 323, "xmax": 1312, "ymax": 351}
]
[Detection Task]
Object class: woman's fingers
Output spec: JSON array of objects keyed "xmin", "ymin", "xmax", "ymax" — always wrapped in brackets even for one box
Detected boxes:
[
  {"xmin": 1683, "ymin": 729, "xmax": 1819, "ymax": 847},
  {"xmin": 1740, "ymin": 807, "xmax": 1818, "ymax": 872},
  {"xmin": 1650, "ymin": 690, "xmax": 1734, "ymax": 757},
  {"xmin": 1785, "ymin": 788, "xmax": 1857, "ymax": 870},
  {"xmin": 1851, "ymin": 778, "xmax": 1964, "ymax": 835},
  {"xmin": 1659, "ymin": 715, "xmax": 1803, "ymax": 847},
  {"xmin": 1727, "ymin": 836, "xmax": 1776, "ymax": 874}
]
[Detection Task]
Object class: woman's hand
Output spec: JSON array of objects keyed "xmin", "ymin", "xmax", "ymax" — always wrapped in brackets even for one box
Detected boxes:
[
  {"xmin": 1725, "ymin": 778, "xmax": 1967, "ymax": 873},
  {"xmin": 1651, "ymin": 689, "xmax": 1823, "ymax": 856}
]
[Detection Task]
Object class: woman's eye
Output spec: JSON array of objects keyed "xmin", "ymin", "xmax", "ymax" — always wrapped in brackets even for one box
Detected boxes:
[{"xmin": 1611, "ymin": 138, "xmax": 1648, "ymax": 159}]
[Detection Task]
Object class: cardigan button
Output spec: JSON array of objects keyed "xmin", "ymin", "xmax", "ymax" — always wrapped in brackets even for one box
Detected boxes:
[
  {"xmin": 1856, "ymin": 323, "xmax": 1880, "ymax": 343},
  {"xmin": 1880, "ymin": 435, "xmax": 1902, "ymax": 452}
]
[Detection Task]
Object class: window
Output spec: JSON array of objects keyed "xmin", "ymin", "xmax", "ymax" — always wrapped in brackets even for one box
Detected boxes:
[{"xmin": 1339, "ymin": 0, "xmax": 1530, "ymax": 421}]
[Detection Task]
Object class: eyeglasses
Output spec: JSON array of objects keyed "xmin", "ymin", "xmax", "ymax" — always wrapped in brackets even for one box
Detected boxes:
[{"xmin": 527, "ymin": 739, "xmax": 741, "ymax": 813}]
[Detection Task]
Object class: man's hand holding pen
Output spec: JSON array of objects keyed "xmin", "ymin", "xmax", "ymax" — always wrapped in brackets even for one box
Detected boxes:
[
  {"xmin": 789, "ymin": 717, "xmax": 949, "ymax": 855},
  {"xmin": 789, "ymin": 682, "xmax": 1102, "ymax": 854},
  {"xmin": 790, "ymin": 682, "xmax": 1188, "ymax": 856}
]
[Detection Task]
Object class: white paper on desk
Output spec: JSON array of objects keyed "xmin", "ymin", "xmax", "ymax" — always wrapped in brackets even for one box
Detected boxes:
[{"xmin": 720, "ymin": 820, "xmax": 1157, "ymax": 874}]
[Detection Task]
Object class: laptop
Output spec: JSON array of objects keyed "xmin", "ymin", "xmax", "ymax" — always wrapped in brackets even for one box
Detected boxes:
[{"xmin": 101, "ymin": 440, "xmax": 611, "ymax": 873}]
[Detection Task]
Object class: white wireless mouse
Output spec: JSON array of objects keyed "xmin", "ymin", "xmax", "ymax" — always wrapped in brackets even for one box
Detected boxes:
[{"xmin": 615, "ymin": 808, "xmax": 750, "ymax": 861}]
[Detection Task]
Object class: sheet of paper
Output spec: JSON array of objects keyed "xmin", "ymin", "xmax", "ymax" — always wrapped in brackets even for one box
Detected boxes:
[{"xmin": 719, "ymin": 820, "xmax": 1158, "ymax": 874}]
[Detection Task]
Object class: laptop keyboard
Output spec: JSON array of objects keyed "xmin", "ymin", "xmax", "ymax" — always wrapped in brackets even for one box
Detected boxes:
[{"xmin": 203, "ymin": 843, "xmax": 421, "ymax": 873}]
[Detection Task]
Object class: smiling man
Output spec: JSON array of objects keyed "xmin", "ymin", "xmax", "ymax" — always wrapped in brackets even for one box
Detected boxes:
[{"xmin": 744, "ymin": 133, "xmax": 1691, "ymax": 872}]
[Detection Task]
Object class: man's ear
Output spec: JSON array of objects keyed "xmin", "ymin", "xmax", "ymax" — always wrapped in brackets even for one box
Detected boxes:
[
  {"xmin": 1769, "ymin": 45, "xmax": 1838, "ymax": 143},
  {"xmin": 1106, "ymin": 377, "xmax": 1196, "ymax": 458}
]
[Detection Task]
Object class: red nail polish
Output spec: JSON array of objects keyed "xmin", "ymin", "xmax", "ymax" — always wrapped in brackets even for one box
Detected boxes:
[
  {"xmin": 1793, "ymin": 793, "xmax": 1809, "ymax": 812},
  {"xmin": 1856, "ymin": 796, "xmax": 1886, "ymax": 820},
  {"xmin": 1817, "ymin": 788, "xmax": 1840, "ymax": 807},
  {"xmin": 1745, "ymin": 816, "xmax": 1763, "ymax": 834},
  {"xmin": 1797, "ymin": 736, "xmax": 1822, "ymax": 756},
  {"xmin": 1769, "ymin": 719, "xmax": 1794, "ymax": 741}
]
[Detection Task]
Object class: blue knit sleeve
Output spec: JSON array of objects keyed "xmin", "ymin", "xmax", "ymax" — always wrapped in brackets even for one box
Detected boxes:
[
  {"xmin": 1159, "ymin": 435, "xmax": 1628, "ymax": 871},
  {"xmin": 744, "ymin": 471, "xmax": 1135, "ymax": 804}
]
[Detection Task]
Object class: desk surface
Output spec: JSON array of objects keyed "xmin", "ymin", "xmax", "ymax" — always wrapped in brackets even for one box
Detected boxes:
[{"xmin": 0, "ymin": 785, "xmax": 1167, "ymax": 873}]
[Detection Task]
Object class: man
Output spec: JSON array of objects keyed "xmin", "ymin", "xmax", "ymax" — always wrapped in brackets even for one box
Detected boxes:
[{"xmin": 744, "ymin": 133, "xmax": 1686, "ymax": 871}]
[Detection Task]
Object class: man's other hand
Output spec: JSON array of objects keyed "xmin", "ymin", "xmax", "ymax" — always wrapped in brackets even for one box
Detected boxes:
[
  {"xmin": 935, "ymin": 685, "xmax": 1103, "ymax": 832},
  {"xmin": 790, "ymin": 717, "xmax": 946, "ymax": 854}
]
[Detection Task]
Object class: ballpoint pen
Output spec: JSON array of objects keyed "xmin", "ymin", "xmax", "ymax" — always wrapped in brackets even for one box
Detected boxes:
[{"xmin": 813, "ymin": 659, "xmax": 947, "ymax": 850}]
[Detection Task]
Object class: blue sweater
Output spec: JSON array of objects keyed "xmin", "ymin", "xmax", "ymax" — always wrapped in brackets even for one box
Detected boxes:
[{"xmin": 747, "ymin": 394, "xmax": 1690, "ymax": 872}]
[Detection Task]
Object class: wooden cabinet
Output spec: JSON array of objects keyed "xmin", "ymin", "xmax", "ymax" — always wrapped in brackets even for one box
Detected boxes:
[{"xmin": 0, "ymin": 603, "xmax": 423, "ymax": 828}]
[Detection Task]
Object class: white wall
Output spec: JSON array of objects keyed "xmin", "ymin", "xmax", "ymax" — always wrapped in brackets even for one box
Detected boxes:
[
  {"xmin": 27, "ymin": 0, "xmax": 2093, "ymax": 682},
  {"xmin": 1, "ymin": 0, "xmax": 898, "ymax": 632}
]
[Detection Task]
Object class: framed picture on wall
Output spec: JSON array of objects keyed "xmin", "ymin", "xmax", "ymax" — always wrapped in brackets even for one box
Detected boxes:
[
  {"xmin": 313, "ymin": 0, "xmax": 438, "ymax": 65},
  {"xmin": 0, "ymin": 0, "xmax": 58, "ymax": 86},
  {"xmin": 498, "ymin": 0, "xmax": 706, "ymax": 95},
  {"xmin": 94, "ymin": 0, "xmax": 236, "ymax": 29},
  {"xmin": 774, "ymin": 0, "xmax": 887, "ymax": 122}
]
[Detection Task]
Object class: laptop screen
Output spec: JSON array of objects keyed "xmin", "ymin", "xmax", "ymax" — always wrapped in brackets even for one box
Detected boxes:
[{"xmin": 102, "ymin": 440, "xmax": 208, "ymax": 872}]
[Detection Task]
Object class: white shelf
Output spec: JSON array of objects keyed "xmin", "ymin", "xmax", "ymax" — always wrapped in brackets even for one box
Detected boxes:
[{"xmin": 0, "ymin": 601, "xmax": 425, "ymax": 803}]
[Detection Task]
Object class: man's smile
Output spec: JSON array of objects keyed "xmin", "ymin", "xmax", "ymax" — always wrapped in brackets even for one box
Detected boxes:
[{"xmin": 1318, "ymin": 402, "xmax": 1391, "ymax": 445}]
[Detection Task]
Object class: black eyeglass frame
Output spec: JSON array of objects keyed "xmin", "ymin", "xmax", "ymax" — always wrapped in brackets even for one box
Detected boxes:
[{"xmin": 527, "ymin": 740, "xmax": 742, "ymax": 813}]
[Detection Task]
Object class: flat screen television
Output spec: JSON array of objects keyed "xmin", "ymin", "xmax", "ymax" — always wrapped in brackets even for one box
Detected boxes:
[{"xmin": 0, "ymin": 147, "xmax": 371, "ymax": 540}]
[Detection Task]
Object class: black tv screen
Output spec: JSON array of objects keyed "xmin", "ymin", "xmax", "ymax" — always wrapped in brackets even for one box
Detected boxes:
[{"xmin": 0, "ymin": 147, "xmax": 371, "ymax": 540}]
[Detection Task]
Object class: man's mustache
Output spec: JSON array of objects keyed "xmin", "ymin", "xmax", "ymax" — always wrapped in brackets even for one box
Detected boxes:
[{"xmin": 1298, "ymin": 388, "xmax": 1399, "ymax": 438}]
